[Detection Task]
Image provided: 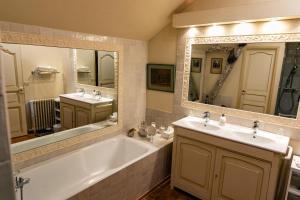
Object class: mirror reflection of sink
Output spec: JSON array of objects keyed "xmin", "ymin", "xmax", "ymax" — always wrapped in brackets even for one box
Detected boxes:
[
  {"xmin": 64, "ymin": 93, "xmax": 113, "ymax": 104},
  {"xmin": 187, "ymin": 120, "xmax": 220, "ymax": 131},
  {"xmin": 232, "ymin": 131, "xmax": 274, "ymax": 144},
  {"xmin": 73, "ymin": 93, "xmax": 100, "ymax": 101}
]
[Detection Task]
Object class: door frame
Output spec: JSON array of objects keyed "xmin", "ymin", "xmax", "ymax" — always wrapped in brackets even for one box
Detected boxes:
[{"xmin": 236, "ymin": 46, "xmax": 280, "ymax": 113}]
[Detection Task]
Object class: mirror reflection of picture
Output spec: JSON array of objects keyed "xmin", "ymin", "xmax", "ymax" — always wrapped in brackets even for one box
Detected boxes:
[
  {"xmin": 211, "ymin": 58, "xmax": 223, "ymax": 74},
  {"xmin": 191, "ymin": 58, "xmax": 202, "ymax": 73},
  {"xmin": 147, "ymin": 64, "xmax": 175, "ymax": 92}
]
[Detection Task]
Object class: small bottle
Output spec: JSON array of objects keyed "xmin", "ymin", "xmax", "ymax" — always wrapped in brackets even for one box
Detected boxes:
[
  {"xmin": 219, "ymin": 114, "xmax": 226, "ymax": 126},
  {"xmin": 147, "ymin": 122, "xmax": 157, "ymax": 142}
]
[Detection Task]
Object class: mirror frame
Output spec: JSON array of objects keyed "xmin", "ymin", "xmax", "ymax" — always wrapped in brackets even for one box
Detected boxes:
[
  {"xmin": 0, "ymin": 31, "xmax": 124, "ymax": 167},
  {"xmin": 182, "ymin": 33, "xmax": 300, "ymax": 128}
]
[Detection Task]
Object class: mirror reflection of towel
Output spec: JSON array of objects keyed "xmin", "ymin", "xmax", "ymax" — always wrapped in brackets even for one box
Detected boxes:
[{"xmin": 77, "ymin": 65, "xmax": 90, "ymax": 72}]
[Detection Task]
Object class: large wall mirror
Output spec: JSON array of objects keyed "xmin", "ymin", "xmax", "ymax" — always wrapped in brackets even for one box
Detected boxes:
[
  {"xmin": 0, "ymin": 41, "xmax": 119, "ymax": 153},
  {"xmin": 185, "ymin": 39, "xmax": 300, "ymax": 120}
]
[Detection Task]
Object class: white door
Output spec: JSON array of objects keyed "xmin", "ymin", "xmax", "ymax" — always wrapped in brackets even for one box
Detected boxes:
[
  {"xmin": 238, "ymin": 49, "xmax": 276, "ymax": 113},
  {"xmin": 0, "ymin": 45, "xmax": 27, "ymax": 138}
]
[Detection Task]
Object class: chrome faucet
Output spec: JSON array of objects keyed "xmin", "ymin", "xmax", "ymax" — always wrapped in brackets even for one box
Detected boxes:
[
  {"xmin": 202, "ymin": 111, "xmax": 210, "ymax": 126},
  {"xmin": 95, "ymin": 90, "xmax": 101, "ymax": 98},
  {"xmin": 15, "ymin": 176, "xmax": 30, "ymax": 200},
  {"xmin": 253, "ymin": 120, "xmax": 260, "ymax": 138},
  {"xmin": 78, "ymin": 88, "xmax": 85, "ymax": 96}
]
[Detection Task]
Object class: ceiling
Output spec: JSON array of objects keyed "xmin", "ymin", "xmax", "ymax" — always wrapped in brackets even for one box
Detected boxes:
[
  {"xmin": 0, "ymin": 0, "xmax": 193, "ymax": 40},
  {"xmin": 184, "ymin": 0, "xmax": 276, "ymax": 12}
]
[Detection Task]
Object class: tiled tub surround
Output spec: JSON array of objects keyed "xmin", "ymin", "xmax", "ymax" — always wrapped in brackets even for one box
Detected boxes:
[
  {"xmin": 14, "ymin": 134, "xmax": 172, "ymax": 200},
  {"xmin": 0, "ymin": 21, "xmax": 147, "ymax": 168},
  {"xmin": 146, "ymin": 19, "xmax": 300, "ymax": 154}
]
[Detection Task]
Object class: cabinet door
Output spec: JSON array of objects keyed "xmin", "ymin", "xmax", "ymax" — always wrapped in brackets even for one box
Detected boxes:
[
  {"xmin": 60, "ymin": 103, "xmax": 75, "ymax": 130},
  {"xmin": 174, "ymin": 136, "xmax": 216, "ymax": 200},
  {"xmin": 212, "ymin": 149, "xmax": 271, "ymax": 200},
  {"xmin": 75, "ymin": 107, "xmax": 91, "ymax": 127}
]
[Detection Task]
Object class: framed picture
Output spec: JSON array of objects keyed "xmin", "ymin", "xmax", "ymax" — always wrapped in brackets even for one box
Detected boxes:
[
  {"xmin": 210, "ymin": 58, "xmax": 223, "ymax": 74},
  {"xmin": 147, "ymin": 64, "xmax": 175, "ymax": 93},
  {"xmin": 190, "ymin": 58, "xmax": 202, "ymax": 73}
]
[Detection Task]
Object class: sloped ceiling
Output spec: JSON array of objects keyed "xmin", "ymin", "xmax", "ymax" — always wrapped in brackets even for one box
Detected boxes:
[
  {"xmin": 0, "ymin": 0, "xmax": 193, "ymax": 40},
  {"xmin": 184, "ymin": 0, "xmax": 277, "ymax": 12}
]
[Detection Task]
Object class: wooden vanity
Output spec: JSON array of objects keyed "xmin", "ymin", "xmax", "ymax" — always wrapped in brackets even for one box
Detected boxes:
[
  {"xmin": 171, "ymin": 117, "xmax": 290, "ymax": 200},
  {"xmin": 60, "ymin": 93, "xmax": 113, "ymax": 130}
]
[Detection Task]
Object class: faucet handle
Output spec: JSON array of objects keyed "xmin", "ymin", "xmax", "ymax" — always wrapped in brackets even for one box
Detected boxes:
[{"xmin": 203, "ymin": 111, "xmax": 210, "ymax": 117}]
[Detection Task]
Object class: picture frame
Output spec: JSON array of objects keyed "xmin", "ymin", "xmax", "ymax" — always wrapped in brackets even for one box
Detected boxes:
[
  {"xmin": 210, "ymin": 58, "xmax": 223, "ymax": 74},
  {"xmin": 147, "ymin": 64, "xmax": 175, "ymax": 93},
  {"xmin": 190, "ymin": 58, "xmax": 202, "ymax": 73}
]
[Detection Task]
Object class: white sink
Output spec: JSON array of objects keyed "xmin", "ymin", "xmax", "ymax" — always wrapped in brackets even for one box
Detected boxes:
[
  {"xmin": 186, "ymin": 119, "xmax": 220, "ymax": 131},
  {"xmin": 232, "ymin": 131, "xmax": 274, "ymax": 144},
  {"xmin": 60, "ymin": 93, "xmax": 113, "ymax": 105},
  {"xmin": 172, "ymin": 116, "xmax": 289, "ymax": 154}
]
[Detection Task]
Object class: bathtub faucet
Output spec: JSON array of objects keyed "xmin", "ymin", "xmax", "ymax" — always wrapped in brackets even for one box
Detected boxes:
[
  {"xmin": 15, "ymin": 176, "xmax": 30, "ymax": 190},
  {"xmin": 15, "ymin": 176, "xmax": 30, "ymax": 200}
]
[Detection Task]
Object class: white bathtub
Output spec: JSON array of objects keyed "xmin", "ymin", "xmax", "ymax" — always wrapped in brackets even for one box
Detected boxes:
[{"xmin": 15, "ymin": 134, "xmax": 158, "ymax": 200}]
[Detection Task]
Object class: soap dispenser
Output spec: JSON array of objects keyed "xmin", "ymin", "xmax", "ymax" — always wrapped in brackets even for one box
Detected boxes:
[{"xmin": 219, "ymin": 114, "xmax": 226, "ymax": 126}]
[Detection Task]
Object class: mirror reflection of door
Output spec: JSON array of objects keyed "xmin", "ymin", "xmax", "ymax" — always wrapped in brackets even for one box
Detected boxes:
[
  {"xmin": 238, "ymin": 49, "xmax": 276, "ymax": 113},
  {"xmin": 1, "ymin": 46, "xmax": 27, "ymax": 138},
  {"xmin": 98, "ymin": 51, "xmax": 115, "ymax": 88}
]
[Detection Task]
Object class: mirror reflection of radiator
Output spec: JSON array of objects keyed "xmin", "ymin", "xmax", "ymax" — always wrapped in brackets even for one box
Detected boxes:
[{"xmin": 28, "ymin": 98, "xmax": 55, "ymax": 133}]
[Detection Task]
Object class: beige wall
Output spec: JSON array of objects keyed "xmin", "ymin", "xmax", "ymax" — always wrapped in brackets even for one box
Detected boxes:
[{"xmin": 147, "ymin": 24, "xmax": 177, "ymax": 113}]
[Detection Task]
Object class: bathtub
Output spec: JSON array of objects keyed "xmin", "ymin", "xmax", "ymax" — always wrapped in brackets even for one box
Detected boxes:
[{"xmin": 15, "ymin": 134, "xmax": 159, "ymax": 200}]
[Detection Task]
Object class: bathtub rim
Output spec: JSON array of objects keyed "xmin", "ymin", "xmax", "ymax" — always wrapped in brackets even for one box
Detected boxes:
[{"xmin": 15, "ymin": 134, "xmax": 170, "ymax": 200}]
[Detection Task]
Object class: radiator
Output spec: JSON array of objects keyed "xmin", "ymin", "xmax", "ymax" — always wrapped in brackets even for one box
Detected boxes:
[{"xmin": 28, "ymin": 98, "xmax": 55, "ymax": 132}]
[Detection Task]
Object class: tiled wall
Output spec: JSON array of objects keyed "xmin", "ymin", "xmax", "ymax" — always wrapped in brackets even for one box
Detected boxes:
[
  {"xmin": 0, "ymin": 47, "xmax": 16, "ymax": 199},
  {"xmin": 69, "ymin": 143, "xmax": 172, "ymax": 200}
]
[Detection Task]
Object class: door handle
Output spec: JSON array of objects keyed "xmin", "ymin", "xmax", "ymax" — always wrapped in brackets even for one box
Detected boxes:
[{"xmin": 18, "ymin": 87, "xmax": 24, "ymax": 93}]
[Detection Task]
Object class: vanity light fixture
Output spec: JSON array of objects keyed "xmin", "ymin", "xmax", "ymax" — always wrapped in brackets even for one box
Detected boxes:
[{"xmin": 187, "ymin": 27, "xmax": 198, "ymax": 37}]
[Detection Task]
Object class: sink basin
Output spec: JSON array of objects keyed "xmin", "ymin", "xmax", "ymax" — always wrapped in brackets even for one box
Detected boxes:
[
  {"xmin": 232, "ymin": 131, "xmax": 274, "ymax": 144},
  {"xmin": 186, "ymin": 120, "xmax": 220, "ymax": 131},
  {"xmin": 60, "ymin": 93, "xmax": 113, "ymax": 104}
]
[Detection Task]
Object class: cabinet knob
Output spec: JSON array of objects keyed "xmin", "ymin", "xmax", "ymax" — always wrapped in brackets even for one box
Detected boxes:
[{"xmin": 215, "ymin": 174, "xmax": 218, "ymax": 178}]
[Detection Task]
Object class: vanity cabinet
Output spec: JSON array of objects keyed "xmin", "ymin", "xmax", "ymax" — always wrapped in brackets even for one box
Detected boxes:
[
  {"xmin": 60, "ymin": 96, "xmax": 112, "ymax": 130},
  {"xmin": 171, "ymin": 127, "xmax": 282, "ymax": 200},
  {"xmin": 60, "ymin": 103, "xmax": 75, "ymax": 129}
]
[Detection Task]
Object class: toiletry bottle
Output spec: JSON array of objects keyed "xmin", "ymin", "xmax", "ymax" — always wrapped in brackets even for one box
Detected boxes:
[{"xmin": 219, "ymin": 114, "xmax": 226, "ymax": 126}]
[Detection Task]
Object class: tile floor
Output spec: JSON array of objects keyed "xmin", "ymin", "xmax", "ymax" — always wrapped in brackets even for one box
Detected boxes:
[{"xmin": 141, "ymin": 179, "xmax": 199, "ymax": 200}]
